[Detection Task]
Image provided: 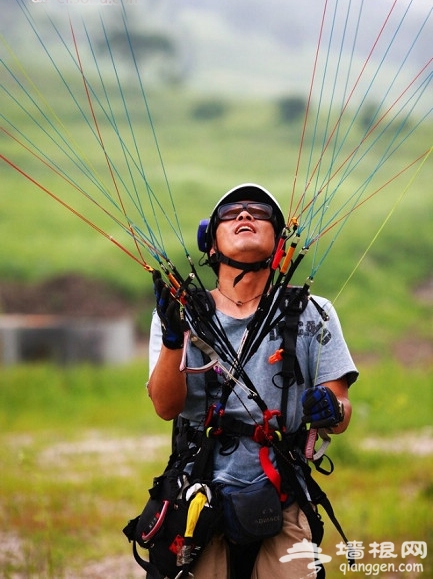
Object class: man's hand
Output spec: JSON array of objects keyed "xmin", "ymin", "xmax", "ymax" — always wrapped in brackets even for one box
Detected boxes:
[
  {"xmin": 153, "ymin": 270, "xmax": 184, "ymax": 350},
  {"xmin": 301, "ymin": 386, "xmax": 345, "ymax": 429}
]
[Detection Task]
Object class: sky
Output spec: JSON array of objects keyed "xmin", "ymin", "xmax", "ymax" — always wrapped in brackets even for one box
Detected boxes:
[{"xmin": 1, "ymin": 0, "xmax": 431, "ymax": 101}]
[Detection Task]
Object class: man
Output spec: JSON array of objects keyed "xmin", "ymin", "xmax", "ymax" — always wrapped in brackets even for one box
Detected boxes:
[{"xmin": 148, "ymin": 183, "xmax": 358, "ymax": 579}]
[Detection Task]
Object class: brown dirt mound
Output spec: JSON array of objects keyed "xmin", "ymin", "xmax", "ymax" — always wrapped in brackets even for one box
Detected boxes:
[{"xmin": 0, "ymin": 274, "xmax": 135, "ymax": 318}]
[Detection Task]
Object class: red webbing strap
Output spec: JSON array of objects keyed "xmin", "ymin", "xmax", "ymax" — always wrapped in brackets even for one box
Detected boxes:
[{"xmin": 259, "ymin": 446, "xmax": 288, "ymax": 503}]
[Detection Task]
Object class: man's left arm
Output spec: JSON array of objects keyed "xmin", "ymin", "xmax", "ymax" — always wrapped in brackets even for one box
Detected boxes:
[
  {"xmin": 301, "ymin": 377, "xmax": 352, "ymax": 434},
  {"xmin": 323, "ymin": 378, "xmax": 352, "ymax": 434}
]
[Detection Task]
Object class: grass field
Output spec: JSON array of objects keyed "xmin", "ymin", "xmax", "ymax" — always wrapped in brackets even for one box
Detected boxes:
[{"xmin": 0, "ymin": 358, "xmax": 432, "ymax": 578}]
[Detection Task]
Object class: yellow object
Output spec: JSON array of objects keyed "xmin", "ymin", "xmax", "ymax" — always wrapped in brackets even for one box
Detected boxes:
[{"xmin": 184, "ymin": 492, "xmax": 207, "ymax": 538}]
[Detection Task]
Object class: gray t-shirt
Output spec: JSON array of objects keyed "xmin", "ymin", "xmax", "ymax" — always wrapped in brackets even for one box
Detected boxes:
[{"xmin": 149, "ymin": 294, "xmax": 358, "ymax": 486}]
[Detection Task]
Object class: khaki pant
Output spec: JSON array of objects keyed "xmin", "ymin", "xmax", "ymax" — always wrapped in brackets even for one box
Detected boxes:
[{"xmin": 192, "ymin": 502, "xmax": 318, "ymax": 579}]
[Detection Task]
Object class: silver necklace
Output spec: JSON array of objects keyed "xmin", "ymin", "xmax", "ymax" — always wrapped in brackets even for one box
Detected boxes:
[{"xmin": 216, "ymin": 285, "xmax": 263, "ymax": 307}]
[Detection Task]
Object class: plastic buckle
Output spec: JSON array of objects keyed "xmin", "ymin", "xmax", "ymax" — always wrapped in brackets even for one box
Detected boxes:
[
  {"xmin": 268, "ymin": 348, "xmax": 284, "ymax": 364},
  {"xmin": 204, "ymin": 402, "xmax": 224, "ymax": 437},
  {"xmin": 254, "ymin": 409, "xmax": 282, "ymax": 445}
]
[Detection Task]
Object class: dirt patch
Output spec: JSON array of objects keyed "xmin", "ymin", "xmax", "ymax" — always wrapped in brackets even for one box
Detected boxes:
[
  {"xmin": 2, "ymin": 273, "xmax": 433, "ymax": 366},
  {"xmin": 64, "ymin": 555, "xmax": 144, "ymax": 579},
  {"xmin": 361, "ymin": 427, "xmax": 433, "ymax": 456},
  {"xmin": 392, "ymin": 275, "xmax": 433, "ymax": 366},
  {"xmin": 393, "ymin": 337, "xmax": 433, "ymax": 366},
  {"xmin": 414, "ymin": 275, "xmax": 433, "ymax": 304},
  {"xmin": 38, "ymin": 432, "xmax": 170, "ymax": 479},
  {"xmin": 0, "ymin": 274, "xmax": 138, "ymax": 318},
  {"xmin": 0, "ymin": 533, "xmax": 145, "ymax": 579}
]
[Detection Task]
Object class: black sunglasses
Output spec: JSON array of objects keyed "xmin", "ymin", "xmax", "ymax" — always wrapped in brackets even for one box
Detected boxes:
[{"xmin": 217, "ymin": 202, "xmax": 273, "ymax": 222}]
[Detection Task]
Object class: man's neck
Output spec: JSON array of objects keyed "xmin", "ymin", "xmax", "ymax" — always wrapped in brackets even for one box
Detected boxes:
[{"xmin": 211, "ymin": 267, "xmax": 270, "ymax": 317}]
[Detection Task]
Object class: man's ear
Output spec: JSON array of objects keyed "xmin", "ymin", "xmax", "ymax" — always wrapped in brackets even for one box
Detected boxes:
[{"xmin": 209, "ymin": 239, "xmax": 218, "ymax": 257}]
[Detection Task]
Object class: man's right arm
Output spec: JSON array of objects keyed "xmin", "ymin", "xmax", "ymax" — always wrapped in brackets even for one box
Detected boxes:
[
  {"xmin": 148, "ymin": 272, "xmax": 188, "ymax": 420},
  {"xmin": 148, "ymin": 345, "xmax": 187, "ymax": 420}
]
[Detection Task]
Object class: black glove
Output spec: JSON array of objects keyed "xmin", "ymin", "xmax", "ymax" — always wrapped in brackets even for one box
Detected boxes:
[
  {"xmin": 153, "ymin": 270, "xmax": 184, "ymax": 350},
  {"xmin": 301, "ymin": 386, "xmax": 345, "ymax": 429}
]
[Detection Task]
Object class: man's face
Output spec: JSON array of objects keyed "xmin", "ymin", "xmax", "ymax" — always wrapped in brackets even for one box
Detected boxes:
[{"xmin": 213, "ymin": 200, "xmax": 276, "ymax": 263}]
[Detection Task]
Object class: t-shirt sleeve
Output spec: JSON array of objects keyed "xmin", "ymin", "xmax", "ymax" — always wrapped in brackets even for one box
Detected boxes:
[
  {"xmin": 148, "ymin": 308, "xmax": 163, "ymax": 379},
  {"xmin": 307, "ymin": 299, "xmax": 358, "ymax": 387}
]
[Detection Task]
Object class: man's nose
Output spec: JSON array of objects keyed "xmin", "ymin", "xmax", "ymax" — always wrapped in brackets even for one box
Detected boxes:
[{"xmin": 236, "ymin": 210, "xmax": 253, "ymax": 220}]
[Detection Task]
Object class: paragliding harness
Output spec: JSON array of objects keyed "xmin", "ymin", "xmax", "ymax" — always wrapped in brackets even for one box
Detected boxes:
[
  {"xmin": 123, "ymin": 286, "xmax": 352, "ymax": 578},
  {"xmin": 122, "ymin": 417, "xmax": 223, "ymax": 579}
]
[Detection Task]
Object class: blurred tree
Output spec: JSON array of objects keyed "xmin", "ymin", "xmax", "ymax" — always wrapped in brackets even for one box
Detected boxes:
[
  {"xmin": 277, "ymin": 95, "xmax": 307, "ymax": 123},
  {"xmin": 191, "ymin": 99, "xmax": 228, "ymax": 121},
  {"xmin": 359, "ymin": 102, "xmax": 381, "ymax": 131},
  {"xmin": 96, "ymin": 28, "xmax": 184, "ymax": 85}
]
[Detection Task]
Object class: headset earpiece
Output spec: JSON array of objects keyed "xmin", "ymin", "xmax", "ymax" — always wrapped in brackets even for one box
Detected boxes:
[{"xmin": 197, "ymin": 219, "xmax": 209, "ymax": 253}]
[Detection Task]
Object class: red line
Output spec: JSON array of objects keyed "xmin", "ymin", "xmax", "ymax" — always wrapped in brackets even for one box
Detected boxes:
[
  {"xmin": 292, "ymin": 0, "xmax": 400, "ymax": 219},
  {"xmin": 290, "ymin": 0, "xmax": 329, "ymax": 219},
  {"xmin": 68, "ymin": 17, "xmax": 128, "ymax": 217},
  {"xmin": 306, "ymin": 1, "xmax": 399, "ymax": 198},
  {"xmin": 68, "ymin": 16, "xmax": 154, "ymax": 269},
  {"xmin": 310, "ymin": 149, "xmax": 430, "ymax": 245},
  {"xmin": 2, "ymin": 127, "xmax": 127, "ymax": 235},
  {"xmin": 298, "ymin": 57, "xmax": 432, "ymax": 219},
  {"xmin": 1, "ymin": 152, "xmax": 154, "ymax": 272}
]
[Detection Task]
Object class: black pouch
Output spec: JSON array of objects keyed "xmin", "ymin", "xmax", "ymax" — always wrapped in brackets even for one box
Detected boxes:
[
  {"xmin": 124, "ymin": 469, "xmax": 222, "ymax": 579},
  {"xmin": 220, "ymin": 479, "xmax": 283, "ymax": 544}
]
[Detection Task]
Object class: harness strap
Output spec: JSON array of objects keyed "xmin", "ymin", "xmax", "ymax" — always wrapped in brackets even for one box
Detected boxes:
[
  {"xmin": 274, "ymin": 439, "xmax": 353, "ymax": 568},
  {"xmin": 278, "ymin": 287, "xmax": 308, "ymax": 427},
  {"xmin": 131, "ymin": 539, "xmax": 160, "ymax": 578},
  {"xmin": 190, "ymin": 433, "xmax": 215, "ymax": 482},
  {"xmin": 259, "ymin": 446, "xmax": 287, "ymax": 502},
  {"xmin": 295, "ymin": 457, "xmax": 353, "ymax": 566},
  {"xmin": 274, "ymin": 439, "xmax": 326, "ymax": 543}
]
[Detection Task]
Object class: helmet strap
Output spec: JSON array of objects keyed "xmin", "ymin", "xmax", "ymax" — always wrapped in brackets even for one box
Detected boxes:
[{"xmin": 209, "ymin": 251, "xmax": 271, "ymax": 286}]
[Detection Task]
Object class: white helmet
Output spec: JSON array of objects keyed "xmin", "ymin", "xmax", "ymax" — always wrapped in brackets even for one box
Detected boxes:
[{"xmin": 197, "ymin": 183, "xmax": 285, "ymax": 279}]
